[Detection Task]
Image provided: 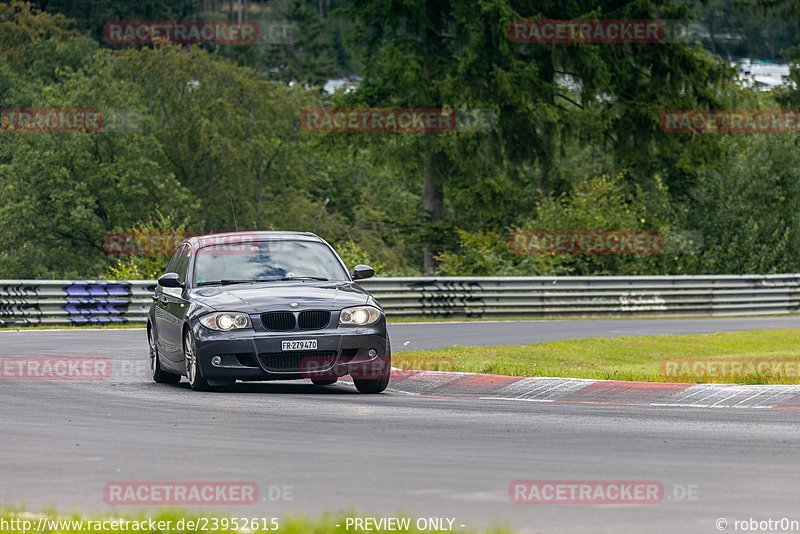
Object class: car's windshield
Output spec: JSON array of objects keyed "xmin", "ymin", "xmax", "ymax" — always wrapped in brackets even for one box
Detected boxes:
[{"xmin": 193, "ymin": 240, "xmax": 348, "ymax": 285}]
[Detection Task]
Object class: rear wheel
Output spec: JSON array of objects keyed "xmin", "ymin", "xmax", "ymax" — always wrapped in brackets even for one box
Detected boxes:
[
  {"xmin": 149, "ymin": 327, "xmax": 180, "ymax": 384},
  {"xmin": 184, "ymin": 330, "xmax": 210, "ymax": 391},
  {"xmin": 311, "ymin": 378, "xmax": 338, "ymax": 386}
]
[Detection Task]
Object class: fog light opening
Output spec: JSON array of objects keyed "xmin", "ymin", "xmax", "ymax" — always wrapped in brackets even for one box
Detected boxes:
[
  {"xmin": 211, "ymin": 356, "xmax": 222, "ymax": 366},
  {"xmin": 368, "ymin": 349, "xmax": 378, "ymax": 358}
]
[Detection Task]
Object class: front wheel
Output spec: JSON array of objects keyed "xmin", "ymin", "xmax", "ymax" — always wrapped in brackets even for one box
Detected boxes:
[
  {"xmin": 352, "ymin": 355, "xmax": 391, "ymax": 394},
  {"xmin": 149, "ymin": 327, "xmax": 180, "ymax": 384},
  {"xmin": 184, "ymin": 330, "xmax": 210, "ymax": 391}
]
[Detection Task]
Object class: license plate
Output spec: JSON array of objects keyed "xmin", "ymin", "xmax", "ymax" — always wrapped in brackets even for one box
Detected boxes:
[{"xmin": 282, "ymin": 339, "xmax": 317, "ymax": 351}]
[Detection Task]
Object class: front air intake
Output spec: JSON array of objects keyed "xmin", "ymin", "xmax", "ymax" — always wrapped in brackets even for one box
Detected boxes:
[{"xmin": 258, "ymin": 351, "xmax": 337, "ymax": 372}]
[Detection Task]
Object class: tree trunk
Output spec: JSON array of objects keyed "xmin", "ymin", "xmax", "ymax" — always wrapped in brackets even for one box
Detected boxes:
[
  {"xmin": 203, "ymin": 158, "xmax": 214, "ymax": 223},
  {"xmin": 254, "ymin": 165, "xmax": 263, "ymax": 222},
  {"xmin": 538, "ymin": 58, "xmax": 556, "ymax": 192},
  {"xmin": 423, "ymin": 139, "xmax": 443, "ymax": 275}
]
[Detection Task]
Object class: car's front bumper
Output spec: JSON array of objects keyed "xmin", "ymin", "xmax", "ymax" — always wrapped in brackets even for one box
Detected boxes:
[{"xmin": 192, "ymin": 318, "xmax": 389, "ymax": 382}]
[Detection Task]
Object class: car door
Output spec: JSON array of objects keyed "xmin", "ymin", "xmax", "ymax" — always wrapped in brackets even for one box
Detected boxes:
[
  {"xmin": 161, "ymin": 244, "xmax": 193, "ymax": 366},
  {"xmin": 153, "ymin": 246, "xmax": 180, "ymax": 351},
  {"xmin": 154, "ymin": 244, "xmax": 188, "ymax": 364}
]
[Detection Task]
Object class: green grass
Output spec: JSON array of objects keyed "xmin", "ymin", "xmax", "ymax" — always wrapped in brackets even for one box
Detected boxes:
[
  {"xmin": 0, "ymin": 509, "xmax": 512, "ymax": 533},
  {"xmin": 393, "ymin": 329, "xmax": 800, "ymax": 384}
]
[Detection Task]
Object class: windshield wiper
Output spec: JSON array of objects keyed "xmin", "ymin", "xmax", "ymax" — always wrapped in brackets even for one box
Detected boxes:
[
  {"xmin": 273, "ymin": 276, "xmax": 330, "ymax": 281},
  {"xmin": 197, "ymin": 277, "xmax": 330, "ymax": 286},
  {"xmin": 196, "ymin": 279, "xmax": 259, "ymax": 286}
]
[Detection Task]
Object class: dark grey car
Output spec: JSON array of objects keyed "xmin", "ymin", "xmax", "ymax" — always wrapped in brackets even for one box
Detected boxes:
[{"xmin": 146, "ymin": 231, "xmax": 390, "ymax": 393}]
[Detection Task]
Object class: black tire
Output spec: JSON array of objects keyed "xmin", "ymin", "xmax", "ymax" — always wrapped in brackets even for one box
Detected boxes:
[
  {"xmin": 149, "ymin": 327, "xmax": 180, "ymax": 384},
  {"xmin": 311, "ymin": 378, "xmax": 338, "ymax": 386},
  {"xmin": 353, "ymin": 349, "xmax": 391, "ymax": 394},
  {"xmin": 184, "ymin": 329, "xmax": 210, "ymax": 391}
]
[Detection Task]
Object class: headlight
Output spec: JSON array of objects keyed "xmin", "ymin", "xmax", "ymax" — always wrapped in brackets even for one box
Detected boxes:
[
  {"xmin": 339, "ymin": 305, "xmax": 382, "ymax": 326},
  {"xmin": 199, "ymin": 312, "xmax": 252, "ymax": 331}
]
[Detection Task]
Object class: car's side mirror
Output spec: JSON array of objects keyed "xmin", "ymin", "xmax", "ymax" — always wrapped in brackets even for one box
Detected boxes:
[
  {"xmin": 158, "ymin": 272, "xmax": 184, "ymax": 288},
  {"xmin": 351, "ymin": 264, "xmax": 375, "ymax": 280}
]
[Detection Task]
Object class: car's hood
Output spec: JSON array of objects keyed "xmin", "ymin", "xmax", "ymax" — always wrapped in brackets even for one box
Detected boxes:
[{"xmin": 188, "ymin": 281, "xmax": 370, "ymax": 314}]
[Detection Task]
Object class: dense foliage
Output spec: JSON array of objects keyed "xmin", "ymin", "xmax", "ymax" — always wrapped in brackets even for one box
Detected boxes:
[{"xmin": 0, "ymin": 0, "xmax": 798, "ymax": 278}]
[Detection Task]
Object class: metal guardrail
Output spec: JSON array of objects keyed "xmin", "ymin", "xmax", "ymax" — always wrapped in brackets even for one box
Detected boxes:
[
  {"xmin": 0, "ymin": 281, "xmax": 156, "ymax": 326},
  {"xmin": 1, "ymin": 275, "xmax": 800, "ymax": 326},
  {"xmin": 360, "ymin": 275, "xmax": 800, "ymax": 318}
]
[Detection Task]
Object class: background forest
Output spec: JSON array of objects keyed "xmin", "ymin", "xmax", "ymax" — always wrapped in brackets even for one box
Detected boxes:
[{"xmin": 1, "ymin": 0, "xmax": 800, "ymax": 278}]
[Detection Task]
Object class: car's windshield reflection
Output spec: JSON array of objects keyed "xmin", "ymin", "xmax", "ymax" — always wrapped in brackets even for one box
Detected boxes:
[{"xmin": 193, "ymin": 240, "xmax": 348, "ymax": 285}]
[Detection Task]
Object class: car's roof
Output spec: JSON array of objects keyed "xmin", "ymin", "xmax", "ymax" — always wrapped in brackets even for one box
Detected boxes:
[{"xmin": 187, "ymin": 231, "xmax": 323, "ymax": 247}]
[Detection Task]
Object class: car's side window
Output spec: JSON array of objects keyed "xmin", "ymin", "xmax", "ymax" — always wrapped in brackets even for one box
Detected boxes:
[
  {"xmin": 175, "ymin": 245, "xmax": 191, "ymax": 282},
  {"xmin": 165, "ymin": 246, "xmax": 183, "ymax": 275}
]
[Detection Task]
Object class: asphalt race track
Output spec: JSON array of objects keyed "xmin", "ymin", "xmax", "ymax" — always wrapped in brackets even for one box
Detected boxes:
[
  {"xmin": 387, "ymin": 315, "xmax": 800, "ymax": 349},
  {"xmin": 1, "ymin": 318, "xmax": 800, "ymax": 534}
]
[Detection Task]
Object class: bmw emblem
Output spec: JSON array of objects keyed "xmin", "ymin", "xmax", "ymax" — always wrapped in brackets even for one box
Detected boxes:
[{"xmin": 290, "ymin": 302, "xmax": 299, "ymax": 308}]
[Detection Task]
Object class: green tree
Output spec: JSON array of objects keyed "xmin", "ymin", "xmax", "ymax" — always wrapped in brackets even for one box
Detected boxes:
[
  {"xmin": 342, "ymin": 0, "xmax": 732, "ymax": 275},
  {"xmin": 0, "ymin": 1, "xmax": 77, "ymax": 73},
  {"xmin": 263, "ymin": 0, "xmax": 338, "ymax": 86},
  {"xmin": 687, "ymin": 134, "xmax": 800, "ymax": 273},
  {"xmin": 691, "ymin": 0, "xmax": 796, "ymax": 61},
  {"xmin": 32, "ymin": 0, "xmax": 202, "ymax": 43},
  {"xmin": 437, "ymin": 172, "xmax": 690, "ymax": 276}
]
